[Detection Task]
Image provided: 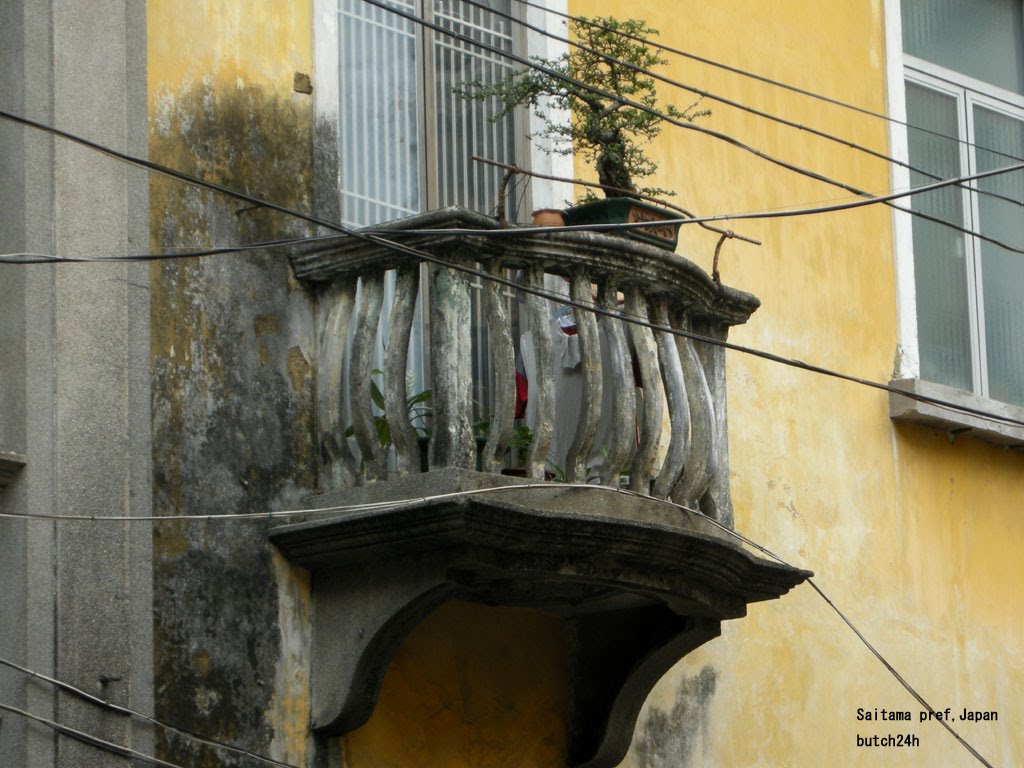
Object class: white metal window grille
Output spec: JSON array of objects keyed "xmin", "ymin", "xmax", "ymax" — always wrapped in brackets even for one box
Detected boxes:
[
  {"xmin": 338, "ymin": 0, "xmax": 421, "ymax": 227},
  {"xmin": 337, "ymin": 0, "xmax": 519, "ymax": 227},
  {"xmin": 900, "ymin": 0, "xmax": 1024, "ymax": 405}
]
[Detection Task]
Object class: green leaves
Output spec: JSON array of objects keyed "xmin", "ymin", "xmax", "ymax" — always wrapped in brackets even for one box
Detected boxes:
[
  {"xmin": 456, "ymin": 15, "xmax": 709, "ymax": 201},
  {"xmin": 345, "ymin": 369, "xmax": 433, "ymax": 452}
]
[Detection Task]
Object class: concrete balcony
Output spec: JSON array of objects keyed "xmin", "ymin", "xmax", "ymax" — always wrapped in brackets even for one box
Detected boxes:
[{"xmin": 273, "ymin": 207, "xmax": 809, "ymax": 767}]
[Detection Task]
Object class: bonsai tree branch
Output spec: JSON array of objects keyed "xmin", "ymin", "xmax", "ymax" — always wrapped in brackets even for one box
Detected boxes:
[{"xmin": 457, "ymin": 15, "xmax": 709, "ymax": 202}]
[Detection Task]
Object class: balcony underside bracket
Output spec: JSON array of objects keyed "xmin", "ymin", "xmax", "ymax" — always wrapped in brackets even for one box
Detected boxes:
[{"xmin": 270, "ymin": 469, "xmax": 810, "ymax": 767}]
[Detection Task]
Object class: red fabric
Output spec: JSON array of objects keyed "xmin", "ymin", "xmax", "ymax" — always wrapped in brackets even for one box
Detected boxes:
[{"xmin": 515, "ymin": 371, "xmax": 528, "ymax": 419}]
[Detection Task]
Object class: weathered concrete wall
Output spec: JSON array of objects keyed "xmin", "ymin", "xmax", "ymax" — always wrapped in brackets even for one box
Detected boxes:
[
  {"xmin": 571, "ymin": 1, "xmax": 1024, "ymax": 766},
  {"xmin": 0, "ymin": 2, "xmax": 152, "ymax": 766},
  {"xmin": 146, "ymin": 3, "xmax": 318, "ymax": 766}
]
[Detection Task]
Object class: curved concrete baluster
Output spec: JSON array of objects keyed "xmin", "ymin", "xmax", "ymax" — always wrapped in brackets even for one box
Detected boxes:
[
  {"xmin": 524, "ymin": 263, "xmax": 555, "ymax": 480},
  {"xmin": 673, "ymin": 330, "xmax": 717, "ymax": 507},
  {"xmin": 429, "ymin": 263, "xmax": 475, "ymax": 469},
  {"xmin": 481, "ymin": 261, "xmax": 515, "ymax": 473},
  {"xmin": 349, "ymin": 273, "xmax": 387, "ymax": 481},
  {"xmin": 650, "ymin": 299, "xmax": 689, "ymax": 499},
  {"xmin": 318, "ymin": 281, "xmax": 359, "ymax": 487},
  {"xmin": 625, "ymin": 286, "xmax": 663, "ymax": 494},
  {"xmin": 385, "ymin": 263, "xmax": 421, "ymax": 476},
  {"xmin": 564, "ymin": 271, "xmax": 601, "ymax": 483},
  {"xmin": 597, "ymin": 282, "xmax": 636, "ymax": 486}
]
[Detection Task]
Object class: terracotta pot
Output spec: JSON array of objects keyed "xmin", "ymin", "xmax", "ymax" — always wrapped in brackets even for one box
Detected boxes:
[{"xmin": 531, "ymin": 208, "xmax": 565, "ymax": 227}]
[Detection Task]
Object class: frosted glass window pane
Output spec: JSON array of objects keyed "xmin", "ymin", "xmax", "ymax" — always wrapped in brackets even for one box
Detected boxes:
[
  {"xmin": 976, "ymin": 106, "xmax": 1024, "ymax": 404},
  {"xmin": 906, "ymin": 83, "xmax": 974, "ymax": 390},
  {"xmin": 339, "ymin": 0, "xmax": 421, "ymax": 226},
  {"xmin": 901, "ymin": 0, "xmax": 1024, "ymax": 96}
]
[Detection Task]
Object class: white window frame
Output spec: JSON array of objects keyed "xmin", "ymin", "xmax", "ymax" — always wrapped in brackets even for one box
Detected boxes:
[{"xmin": 885, "ymin": 0, "xmax": 1024, "ymax": 443}]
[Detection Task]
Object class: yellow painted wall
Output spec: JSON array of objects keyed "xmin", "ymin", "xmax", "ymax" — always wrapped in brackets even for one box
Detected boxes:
[
  {"xmin": 344, "ymin": 601, "xmax": 570, "ymax": 768},
  {"xmin": 147, "ymin": 0, "xmax": 316, "ymax": 251},
  {"xmin": 148, "ymin": 0, "xmax": 312, "ymax": 105},
  {"xmin": 570, "ymin": 1, "xmax": 1024, "ymax": 766}
]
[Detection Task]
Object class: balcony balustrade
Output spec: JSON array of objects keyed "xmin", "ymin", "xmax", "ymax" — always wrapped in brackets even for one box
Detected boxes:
[{"xmin": 293, "ymin": 206, "xmax": 759, "ymax": 523}]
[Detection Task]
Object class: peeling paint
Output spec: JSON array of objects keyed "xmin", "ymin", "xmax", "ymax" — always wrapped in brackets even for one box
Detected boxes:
[{"xmin": 269, "ymin": 550, "xmax": 312, "ymax": 767}]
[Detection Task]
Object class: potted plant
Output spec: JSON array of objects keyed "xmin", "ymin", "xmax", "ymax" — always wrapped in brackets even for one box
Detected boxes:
[
  {"xmin": 457, "ymin": 15, "xmax": 707, "ymax": 250},
  {"xmin": 345, "ymin": 369, "xmax": 433, "ymax": 472}
]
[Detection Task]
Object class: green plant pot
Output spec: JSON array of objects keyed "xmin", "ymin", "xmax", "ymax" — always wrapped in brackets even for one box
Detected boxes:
[{"xmin": 562, "ymin": 198, "xmax": 680, "ymax": 251}]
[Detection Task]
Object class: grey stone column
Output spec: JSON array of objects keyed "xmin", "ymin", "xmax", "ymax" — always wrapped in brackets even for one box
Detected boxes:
[{"xmin": 0, "ymin": 1, "xmax": 152, "ymax": 766}]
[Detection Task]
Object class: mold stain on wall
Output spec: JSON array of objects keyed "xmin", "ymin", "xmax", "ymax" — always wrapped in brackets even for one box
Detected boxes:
[
  {"xmin": 147, "ymin": 6, "xmax": 320, "ymax": 761},
  {"xmin": 632, "ymin": 665, "xmax": 717, "ymax": 767}
]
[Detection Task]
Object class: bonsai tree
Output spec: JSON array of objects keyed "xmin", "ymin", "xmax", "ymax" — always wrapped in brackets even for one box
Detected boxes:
[{"xmin": 457, "ymin": 15, "xmax": 707, "ymax": 203}]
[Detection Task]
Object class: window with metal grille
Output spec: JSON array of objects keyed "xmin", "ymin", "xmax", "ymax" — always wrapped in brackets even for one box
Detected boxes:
[{"xmin": 334, "ymin": 0, "xmax": 522, "ymax": 226}]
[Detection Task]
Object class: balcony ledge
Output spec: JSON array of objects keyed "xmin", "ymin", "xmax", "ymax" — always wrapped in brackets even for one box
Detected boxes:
[
  {"xmin": 289, "ymin": 206, "xmax": 761, "ymax": 326},
  {"xmin": 270, "ymin": 468, "xmax": 810, "ymax": 767}
]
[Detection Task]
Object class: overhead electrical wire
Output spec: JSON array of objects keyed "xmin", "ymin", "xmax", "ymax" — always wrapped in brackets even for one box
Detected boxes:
[
  {"xmin": 5, "ymin": 157, "xmax": 1024, "ymax": 263},
  {"xmin": 0, "ymin": 234, "xmax": 347, "ymax": 265},
  {"xmin": 0, "ymin": 701, "xmax": 187, "ymax": 768},
  {"xmin": 0, "ymin": 482, "xmax": 996, "ymax": 766},
  {"xmin": 371, "ymin": 159, "xmax": 1024, "ymax": 236},
  {"xmin": 456, "ymin": 0, "xmax": 1024, "ymax": 211},
  {"xmin": 8, "ymin": 160, "xmax": 1024, "ymax": 262},
  {"xmin": 0, "ymin": 658, "xmax": 299, "ymax": 768},
  {"xmin": 508, "ymin": 0, "xmax": 1024, "ymax": 167},
  {"xmin": 629, "ymin": 489, "xmax": 996, "ymax": 768},
  {"xmin": 2, "ymin": 108, "xmax": 1024, "ymax": 432},
  {"xmin": 612, "ymin": 485, "xmax": 995, "ymax": 768},
  {"xmin": 361, "ymin": 0, "xmax": 1024, "ymax": 256}
]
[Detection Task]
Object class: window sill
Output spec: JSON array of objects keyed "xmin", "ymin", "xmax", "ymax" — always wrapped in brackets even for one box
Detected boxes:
[
  {"xmin": 888, "ymin": 378, "xmax": 1024, "ymax": 448},
  {"xmin": 0, "ymin": 451, "xmax": 26, "ymax": 489}
]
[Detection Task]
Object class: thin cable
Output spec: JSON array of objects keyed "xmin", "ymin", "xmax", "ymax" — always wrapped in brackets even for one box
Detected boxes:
[
  {"xmin": 805, "ymin": 580, "xmax": 995, "ymax": 767},
  {"xmin": 369, "ymin": 158, "xmax": 1024, "ymax": 235},
  {"xmin": 594, "ymin": 485, "xmax": 995, "ymax": 768},
  {"xmin": 8, "ymin": 155, "xmax": 1024, "ymax": 265},
  {"xmin": 0, "ymin": 701, "xmax": 186, "ymax": 768},
  {"xmin": 363, "ymin": 0, "xmax": 1024, "ymax": 256},
  {"xmin": 0, "ymin": 234, "xmax": 345, "ymax": 265},
  {"xmin": 3, "ymin": 109, "xmax": 1023, "ymax": 431},
  {"xmin": 509, "ymin": 0, "xmax": 1024, "ymax": 166},
  {"xmin": 10, "ymin": 160, "xmax": 1024, "ymax": 263},
  {"xmin": 472, "ymin": 155, "xmax": 762, "ymax": 245},
  {"xmin": 0, "ymin": 658, "xmax": 298, "ymax": 768},
  {"xmin": 459, "ymin": 0, "xmax": 1023, "ymax": 211},
  {"xmin": 0, "ymin": 109, "xmax": 334, "ymax": 236},
  {"xmin": 0, "ymin": 483, "xmax": 559, "ymax": 522}
]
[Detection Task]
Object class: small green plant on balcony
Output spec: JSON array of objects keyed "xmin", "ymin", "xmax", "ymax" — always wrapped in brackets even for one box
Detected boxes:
[
  {"xmin": 456, "ymin": 15, "xmax": 708, "ymax": 203},
  {"xmin": 345, "ymin": 369, "xmax": 432, "ymax": 453}
]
